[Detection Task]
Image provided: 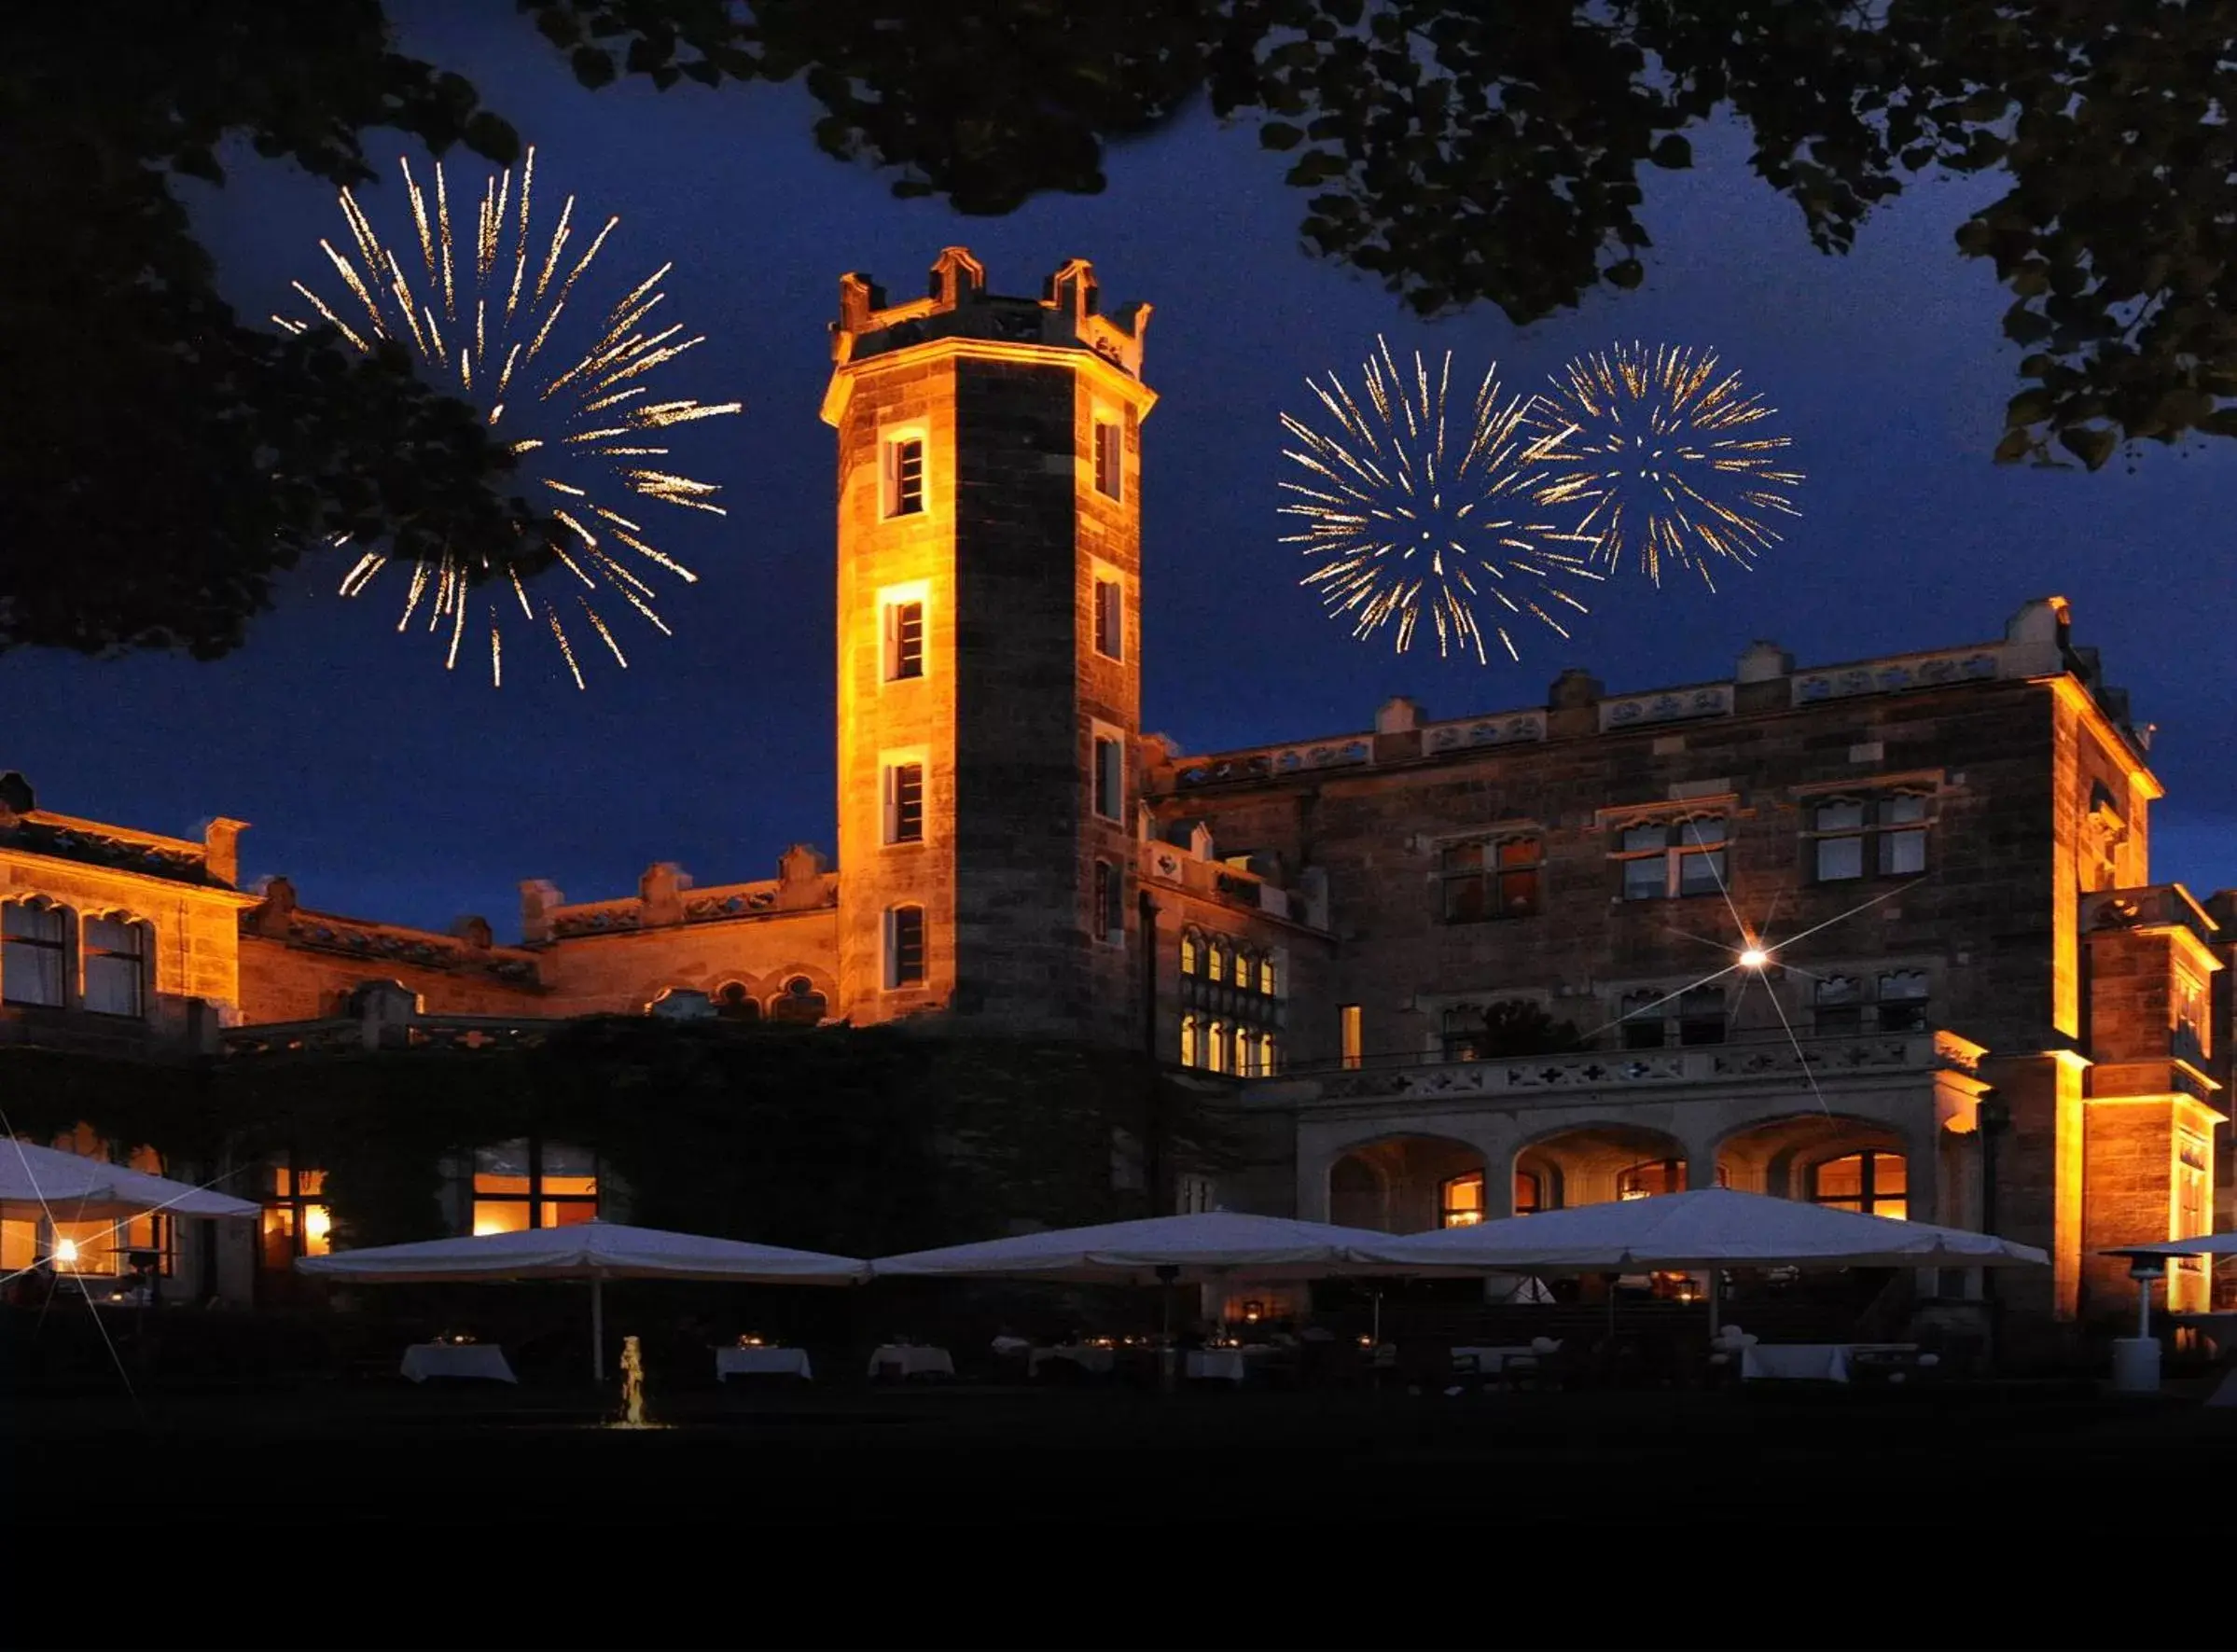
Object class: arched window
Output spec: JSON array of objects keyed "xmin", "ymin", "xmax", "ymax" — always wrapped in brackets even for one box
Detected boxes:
[
  {"xmin": 1179, "ymin": 929, "xmax": 1201, "ymax": 976},
  {"xmin": 1257, "ymin": 954, "xmax": 1277, "ymax": 996},
  {"xmin": 713, "ymin": 981, "xmax": 761, "ymax": 1022},
  {"xmin": 1440, "ymin": 1172, "xmax": 1485, "ymax": 1228},
  {"xmin": 1, "ymin": 898, "xmax": 68, "ymax": 1007},
  {"xmin": 1179, "ymin": 1012, "xmax": 1201, "ymax": 1069},
  {"xmin": 1230, "ymin": 1024, "xmax": 1251, "ymax": 1076},
  {"xmin": 1207, "ymin": 941, "xmax": 1227, "ymax": 984},
  {"xmin": 472, "ymin": 1138, "xmax": 599, "ymax": 1234},
  {"xmin": 82, "ymin": 914, "xmax": 147, "ymax": 1018},
  {"xmin": 1257, "ymin": 1031, "xmax": 1278, "ymax": 1077},
  {"xmin": 771, "ymin": 975, "xmax": 829, "ymax": 1023},
  {"xmin": 1810, "ymin": 1151, "xmax": 1907, "ymax": 1219},
  {"xmin": 1207, "ymin": 1020, "xmax": 1228, "ymax": 1075},
  {"xmin": 1813, "ymin": 975, "xmax": 1863, "ymax": 1035}
]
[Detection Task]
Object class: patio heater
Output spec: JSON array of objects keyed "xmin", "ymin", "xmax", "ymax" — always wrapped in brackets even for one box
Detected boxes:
[{"xmin": 2107, "ymin": 1251, "xmax": 2165, "ymax": 1396}]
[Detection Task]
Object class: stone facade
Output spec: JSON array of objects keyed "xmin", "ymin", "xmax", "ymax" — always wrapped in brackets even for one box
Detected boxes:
[{"xmin": 6, "ymin": 248, "xmax": 2231, "ymax": 1329}]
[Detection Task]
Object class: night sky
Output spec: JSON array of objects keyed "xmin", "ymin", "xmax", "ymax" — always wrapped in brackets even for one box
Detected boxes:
[{"xmin": 3, "ymin": 6, "xmax": 2229, "ymax": 937}]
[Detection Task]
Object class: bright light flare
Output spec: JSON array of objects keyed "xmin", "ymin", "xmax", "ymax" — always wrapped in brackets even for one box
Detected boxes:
[
  {"xmin": 278, "ymin": 147, "xmax": 741, "ymax": 687},
  {"xmin": 1737, "ymin": 948, "xmax": 1771, "ymax": 969},
  {"xmin": 1525, "ymin": 341, "xmax": 1802, "ymax": 590},
  {"xmin": 1280, "ymin": 337, "xmax": 1600, "ymax": 663}
]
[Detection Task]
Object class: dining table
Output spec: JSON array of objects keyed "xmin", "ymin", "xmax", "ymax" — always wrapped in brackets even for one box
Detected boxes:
[
  {"xmin": 399, "ymin": 1342, "xmax": 518, "ymax": 1384},
  {"xmin": 715, "ymin": 1346, "xmax": 813, "ymax": 1382},
  {"xmin": 866, "ymin": 1344, "xmax": 955, "ymax": 1380},
  {"xmin": 1030, "ymin": 1344, "xmax": 1117, "ymax": 1378},
  {"xmin": 1740, "ymin": 1342, "xmax": 1917, "ymax": 1383}
]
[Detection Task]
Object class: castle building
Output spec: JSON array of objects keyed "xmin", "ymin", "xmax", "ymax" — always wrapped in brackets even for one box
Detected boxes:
[{"xmin": 3, "ymin": 250, "xmax": 2230, "ymax": 1327}]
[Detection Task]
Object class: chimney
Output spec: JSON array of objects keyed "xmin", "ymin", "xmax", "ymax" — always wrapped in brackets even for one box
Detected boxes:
[{"xmin": 200, "ymin": 817, "xmax": 249, "ymax": 888}]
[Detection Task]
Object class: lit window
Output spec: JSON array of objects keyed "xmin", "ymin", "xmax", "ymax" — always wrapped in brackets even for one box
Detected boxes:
[
  {"xmin": 2175, "ymin": 972, "xmax": 2210, "ymax": 1064},
  {"xmin": 1810, "ymin": 1151, "xmax": 1906, "ymax": 1219},
  {"xmin": 1179, "ymin": 930, "xmax": 1200, "ymax": 976},
  {"xmin": 1092, "ymin": 858, "xmax": 1124, "ymax": 943},
  {"xmin": 883, "ymin": 761, "xmax": 925, "ymax": 845},
  {"xmin": 2, "ymin": 900, "xmax": 67, "ymax": 1006},
  {"xmin": 1257, "ymin": 954, "xmax": 1276, "ymax": 996},
  {"xmin": 1207, "ymin": 941, "xmax": 1226, "ymax": 984},
  {"xmin": 1092, "ymin": 734, "xmax": 1124, "ymax": 821},
  {"xmin": 261, "ymin": 1160, "xmax": 332, "ymax": 1270},
  {"xmin": 1340, "ymin": 1005, "xmax": 1362, "ymax": 1071},
  {"xmin": 771, "ymin": 976, "xmax": 827, "ymax": 1024},
  {"xmin": 1614, "ymin": 818, "xmax": 1725, "ymax": 901},
  {"xmin": 1875, "ymin": 969, "xmax": 1930, "ymax": 1033},
  {"xmin": 881, "ymin": 435, "xmax": 925, "ymax": 518},
  {"xmin": 1259, "ymin": 1032, "xmax": 1278, "ymax": 1076},
  {"xmin": 1617, "ymin": 1159, "xmax": 1686, "ymax": 1201},
  {"xmin": 885, "ymin": 906, "xmax": 926, "ymax": 989},
  {"xmin": 1441, "ymin": 1172, "xmax": 1485, "ymax": 1228},
  {"xmin": 1092, "ymin": 417, "xmax": 1123, "ymax": 502},
  {"xmin": 1514, "ymin": 1171, "xmax": 1544, "ymax": 1215},
  {"xmin": 1093, "ymin": 576, "xmax": 1123, "ymax": 661},
  {"xmin": 1180, "ymin": 1012, "xmax": 1201, "ymax": 1068},
  {"xmin": 883, "ymin": 599, "xmax": 925, "ymax": 681},
  {"xmin": 2178, "ymin": 1135, "xmax": 2209, "ymax": 1260},
  {"xmin": 1442, "ymin": 836, "xmax": 1543, "ymax": 922},
  {"xmin": 81, "ymin": 915, "xmax": 146, "ymax": 1018},
  {"xmin": 1206, "ymin": 1020, "xmax": 1228, "ymax": 1075},
  {"xmin": 473, "ymin": 1139, "xmax": 598, "ymax": 1235},
  {"xmin": 1231, "ymin": 1024, "xmax": 1251, "ymax": 1076}
]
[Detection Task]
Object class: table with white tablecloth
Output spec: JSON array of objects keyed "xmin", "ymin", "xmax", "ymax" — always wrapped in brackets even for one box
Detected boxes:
[
  {"xmin": 1030, "ymin": 1344, "xmax": 1116, "ymax": 1378},
  {"xmin": 1741, "ymin": 1342, "xmax": 1916, "ymax": 1383},
  {"xmin": 400, "ymin": 1343, "xmax": 517, "ymax": 1384},
  {"xmin": 867, "ymin": 1344, "xmax": 954, "ymax": 1380},
  {"xmin": 1452, "ymin": 1345, "xmax": 1538, "ymax": 1375},
  {"xmin": 715, "ymin": 1347, "xmax": 813, "ymax": 1382}
]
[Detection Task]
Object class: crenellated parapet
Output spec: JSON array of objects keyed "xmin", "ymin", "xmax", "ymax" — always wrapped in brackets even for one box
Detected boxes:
[{"xmin": 827, "ymin": 246, "xmax": 1151, "ymax": 401}]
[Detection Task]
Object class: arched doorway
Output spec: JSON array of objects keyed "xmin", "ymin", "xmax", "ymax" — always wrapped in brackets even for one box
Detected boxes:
[
  {"xmin": 1327, "ymin": 1136, "xmax": 1487, "ymax": 1234},
  {"xmin": 1716, "ymin": 1115, "xmax": 1910, "ymax": 1215},
  {"xmin": 1515, "ymin": 1123, "xmax": 1715, "ymax": 1211}
]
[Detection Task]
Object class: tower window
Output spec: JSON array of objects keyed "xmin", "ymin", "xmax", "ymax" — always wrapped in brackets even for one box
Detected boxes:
[
  {"xmin": 883, "ymin": 600, "xmax": 925, "ymax": 681},
  {"xmin": 1092, "ymin": 417, "xmax": 1123, "ymax": 501},
  {"xmin": 82, "ymin": 915, "xmax": 146, "ymax": 1019},
  {"xmin": 1340, "ymin": 1004, "xmax": 1362, "ymax": 1070},
  {"xmin": 881, "ymin": 435, "xmax": 925, "ymax": 518},
  {"xmin": 1092, "ymin": 734, "xmax": 1123, "ymax": 821},
  {"xmin": 1810, "ymin": 1151, "xmax": 1906, "ymax": 1220},
  {"xmin": 1, "ymin": 900, "xmax": 68, "ymax": 1007},
  {"xmin": 1092, "ymin": 859, "xmax": 1124, "ymax": 943},
  {"xmin": 1092, "ymin": 576, "xmax": 1123, "ymax": 661},
  {"xmin": 885, "ymin": 905, "xmax": 926, "ymax": 989},
  {"xmin": 1441, "ymin": 835, "xmax": 1542, "ymax": 922},
  {"xmin": 883, "ymin": 761, "xmax": 925, "ymax": 845},
  {"xmin": 1807, "ymin": 793, "xmax": 1932, "ymax": 883}
]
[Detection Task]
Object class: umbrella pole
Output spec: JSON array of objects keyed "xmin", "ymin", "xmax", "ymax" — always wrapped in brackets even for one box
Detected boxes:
[
  {"xmin": 591, "ymin": 1274, "xmax": 605, "ymax": 1385},
  {"xmin": 1158, "ymin": 1264, "xmax": 1180, "ymax": 1395},
  {"xmin": 1706, "ymin": 1270, "xmax": 1720, "ymax": 1340}
]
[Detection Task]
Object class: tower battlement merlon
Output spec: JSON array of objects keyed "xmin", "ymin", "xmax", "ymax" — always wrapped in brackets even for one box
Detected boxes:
[{"xmin": 827, "ymin": 246, "xmax": 1151, "ymax": 382}]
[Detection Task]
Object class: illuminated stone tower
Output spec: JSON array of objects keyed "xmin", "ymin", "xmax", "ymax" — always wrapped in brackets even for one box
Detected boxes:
[{"xmin": 823, "ymin": 249, "xmax": 1155, "ymax": 1039}]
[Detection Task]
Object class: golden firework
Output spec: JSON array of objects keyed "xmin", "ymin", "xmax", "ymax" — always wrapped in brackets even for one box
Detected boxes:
[
  {"xmin": 1527, "ymin": 342, "xmax": 1802, "ymax": 589},
  {"xmin": 1279, "ymin": 338, "xmax": 1597, "ymax": 662},
  {"xmin": 276, "ymin": 147, "xmax": 741, "ymax": 687}
]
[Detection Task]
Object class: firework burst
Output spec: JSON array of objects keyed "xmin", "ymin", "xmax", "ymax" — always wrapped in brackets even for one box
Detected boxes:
[
  {"xmin": 1526, "ymin": 342, "xmax": 1802, "ymax": 590},
  {"xmin": 1280, "ymin": 338, "xmax": 1598, "ymax": 662},
  {"xmin": 275, "ymin": 147, "xmax": 740, "ymax": 687}
]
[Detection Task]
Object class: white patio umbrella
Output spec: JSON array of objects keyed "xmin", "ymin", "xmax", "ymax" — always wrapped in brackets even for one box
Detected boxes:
[
  {"xmin": 1, "ymin": 1139, "xmax": 259, "ymax": 1223},
  {"xmin": 871, "ymin": 1211, "xmax": 1400, "ymax": 1386},
  {"xmin": 1354, "ymin": 1188, "xmax": 2046, "ymax": 1337},
  {"xmin": 297, "ymin": 1220, "xmax": 868, "ymax": 1380},
  {"xmin": 3, "ymin": 1139, "xmax": 256, "ymax": 1283},
  {"xmin": 2100, "ymin": 1235, "xmax": 2237, "ymax": 1342},
  {"xmin": 1352, "ymin": 1188, "xmax": 2049, "ymax": 1274},
  {"xmin": 869, "ymin": 1211, "xmax": 1400, "ymax": 1284}
]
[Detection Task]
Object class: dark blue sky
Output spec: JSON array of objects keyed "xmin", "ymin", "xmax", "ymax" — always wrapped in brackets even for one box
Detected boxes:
[{"xmin": 3, "ymin": 7, "xmax": 2229, "ymax": 935}]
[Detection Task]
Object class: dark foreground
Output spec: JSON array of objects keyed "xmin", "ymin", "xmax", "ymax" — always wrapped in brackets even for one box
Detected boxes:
[{"xmin": 13, "ymin": 1380, "xmax": 2237, "ymax": 1646}]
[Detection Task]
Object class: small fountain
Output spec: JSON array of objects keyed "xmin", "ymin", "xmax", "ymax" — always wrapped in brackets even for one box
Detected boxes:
[{"xmin": 616, "ymin": 1334, "xmax": 648, "ymax": 1428}]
